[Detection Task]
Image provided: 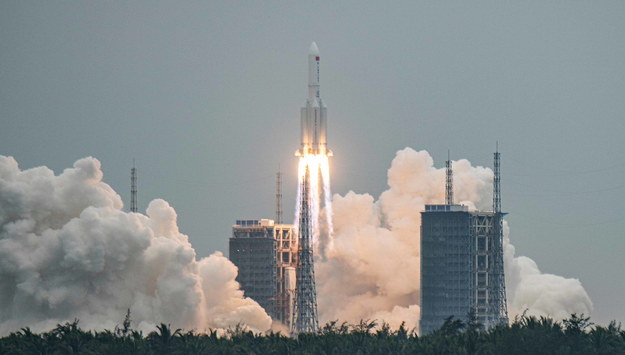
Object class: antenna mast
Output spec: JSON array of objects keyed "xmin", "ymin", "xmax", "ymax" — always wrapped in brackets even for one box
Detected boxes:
[
  {"xmin": 130, "ymin": 160, "xmax": 137, "ymax": 213},
  {"xmin": 445, "ymin": 150, "xmax": 453, "ymax": 205}
]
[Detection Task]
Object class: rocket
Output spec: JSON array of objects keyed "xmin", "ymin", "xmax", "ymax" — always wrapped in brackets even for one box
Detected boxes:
[{"xmin": 296, "ymin": 42, "xmax": 332, "ymax": 157}]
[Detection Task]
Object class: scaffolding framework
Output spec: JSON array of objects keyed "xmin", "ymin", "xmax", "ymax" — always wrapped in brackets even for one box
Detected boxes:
[
  {"xmin": 273, "ymin": 225, "xmax": 298, "ymax": 327},
  {"xmin": 292, "ymin": 166, "xmax": 319, "ymax": 334},
  {"xmin": 472, "ymin": 212, "xmax": 508, "ymax": 328}
]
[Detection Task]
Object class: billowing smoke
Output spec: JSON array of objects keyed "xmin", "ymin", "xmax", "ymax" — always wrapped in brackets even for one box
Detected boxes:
[
  {"xmin": 0, "ymin": 156, "xmax": 271, "ymax": 335},
  {"xmin": 503, "ymin": 222, "xmax": 593, "ymax": 320},
  {"xmin": 317, "ymin": 148, "xmax": 592, "ymax": 332}
]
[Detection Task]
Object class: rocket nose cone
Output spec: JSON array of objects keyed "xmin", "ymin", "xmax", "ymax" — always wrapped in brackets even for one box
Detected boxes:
[{"xmin": 309, "ymin": 42, "xmax": 319, "ymax": 56}]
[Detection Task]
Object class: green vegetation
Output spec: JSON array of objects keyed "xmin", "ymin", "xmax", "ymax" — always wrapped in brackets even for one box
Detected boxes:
[{"xmin": 1, "ymin": 314, "xmax": 624, "ymax": 354}]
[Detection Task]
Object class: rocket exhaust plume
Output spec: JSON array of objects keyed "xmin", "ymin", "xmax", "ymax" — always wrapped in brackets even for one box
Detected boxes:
[{"xmin": 0, "ymin": 155, "xmax": 272, "ymax": 335}]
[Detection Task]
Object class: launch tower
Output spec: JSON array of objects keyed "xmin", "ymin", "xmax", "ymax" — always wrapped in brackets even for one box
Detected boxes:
[{"xmin": 292, "ymin": 167, "xmax": 319, "ymax": 333}]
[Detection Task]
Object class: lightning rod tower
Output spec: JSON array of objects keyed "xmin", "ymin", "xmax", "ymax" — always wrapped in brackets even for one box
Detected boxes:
[
  {"xmin": 445, "ymin": 150, "xmax": 453, "ymax": 205},
  {"xmin": 493, "ymin": 143, "xmax": 501, "ymax": 213},
  {"xmin": 130, "ymin": 160, "xmax": 137, "ymax": 213},
  {"xmin": 292, "ymin": 166, "xmax": 319, "ymax": 334},
  {"xmin": 276, "ymin": 168, "xmax": 283, "ymax": 224},
  {"xmin": 491, "ymin": 143, "xmax": 509, "ymax": 324}
]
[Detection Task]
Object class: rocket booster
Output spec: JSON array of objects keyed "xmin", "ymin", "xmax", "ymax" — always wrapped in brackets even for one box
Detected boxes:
[{"xmin": 297, "ymin": 42, "xmax": 332, "ymax": 157}]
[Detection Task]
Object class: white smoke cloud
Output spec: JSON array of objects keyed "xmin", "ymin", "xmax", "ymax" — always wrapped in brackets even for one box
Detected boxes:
[
  {"xmin": 317, "ymin": 148, "xmax": 592, "ymax": 332},
  {"xmin": 503, "ymin": 222, "xmax": 593, "ymax": 320},
  {"xmin": 0, "ymin": 155, "xmax": 271, "ymax": 335}
]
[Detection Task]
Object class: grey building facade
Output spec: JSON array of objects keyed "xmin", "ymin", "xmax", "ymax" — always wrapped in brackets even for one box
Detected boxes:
[
  {"xmin": 420, "ymin": 204, "xmax": 507, "ymax": 334},
  {"xmin": 229, "ymin": 219, "xmax": 297, "ymax": 327}
]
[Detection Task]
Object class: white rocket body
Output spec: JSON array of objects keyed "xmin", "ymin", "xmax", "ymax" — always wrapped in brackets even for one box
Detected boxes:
[{"xmin": 297, "ymin": 42, "xmax": 332, "ymax": 157}]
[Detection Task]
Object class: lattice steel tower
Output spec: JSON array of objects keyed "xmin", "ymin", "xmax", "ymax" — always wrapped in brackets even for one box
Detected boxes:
[
  {"xmin": 491, "ymin": 144, "xmax": 509, "ymax": 325},
  {"xmin": 493, "ymin": 143, "xmax": 501, "ymax": 213},
  {"xmin": 445, "ymin": 151, "xmax": 453, "ymax": 205},
  {"xmin": 292, "ymin": 166, "xmax": 319, "ymax": 334},
  {"xmin": 130, "ymin": 160, "xmax": 137, "ymax": 213}
]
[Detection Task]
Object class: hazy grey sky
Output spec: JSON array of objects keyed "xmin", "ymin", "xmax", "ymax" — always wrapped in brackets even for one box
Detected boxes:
[{"xmin": 1, "ymin": 1, "xmax": 624, "ymax": 325}]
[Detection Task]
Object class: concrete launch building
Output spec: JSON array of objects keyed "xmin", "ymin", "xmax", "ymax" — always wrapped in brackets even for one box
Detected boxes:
[
  {"xmin": 229, "ymin": 219, "xmax": 298, "ymax": 327},
  {"xmin": 420, "ymin": 151, "xmax": 508, "ymax": 334}
]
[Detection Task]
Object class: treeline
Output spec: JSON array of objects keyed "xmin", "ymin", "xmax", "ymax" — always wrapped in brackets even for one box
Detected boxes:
[{"xmin": 1, "ymin": 314, "xmax": 624, "ymax": 354}]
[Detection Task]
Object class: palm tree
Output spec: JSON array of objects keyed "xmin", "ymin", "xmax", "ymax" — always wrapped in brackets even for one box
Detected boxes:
[
  {"xmin": 50, "ymin": 320, "xmax": 93, "ymax": 354},
  {"xmin": 12, "ymin": 327, "xmax": 49, "ymax": 355},
  {"xmin": 148, "ymin": 323, "xmax": 181, "ymax": 354}
]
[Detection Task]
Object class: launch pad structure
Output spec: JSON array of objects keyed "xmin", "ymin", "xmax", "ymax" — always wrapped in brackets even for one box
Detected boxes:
[
  {"xmin": 290, "ymin": 42, "xmax": 330, "ymax": 335},
  {"xmin": 419, "ymin": 150, "xmax": 508, "ymax": 334},
  {"xmin": 231, "ymin": 42, "xmax": 327, "ymax": 334},
  {"xmin": 230, "ymin": 41, "xmax": 510, "ymax": 336}
]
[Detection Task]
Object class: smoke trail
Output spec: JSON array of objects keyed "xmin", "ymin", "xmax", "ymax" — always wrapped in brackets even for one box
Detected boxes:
[
  {"xmin": 0, "ymin": 155, "xmax": 272, "ymax": 335},
  {"xmin": 316, "ymin": 148, "xmax": 592, "ymax": 332}
]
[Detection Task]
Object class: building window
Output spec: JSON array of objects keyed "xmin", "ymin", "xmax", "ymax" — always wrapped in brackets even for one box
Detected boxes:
[
  {"xmin": 477, "ymin": 237, "xmax": 487, "ymax": 251},
  {"xmin": 477, "ymin": 272, "xmax": 487, "ymax": 287},
  {"xmin": 477, "ymin": 255, "xmax": 487, "ymax": 270}
]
